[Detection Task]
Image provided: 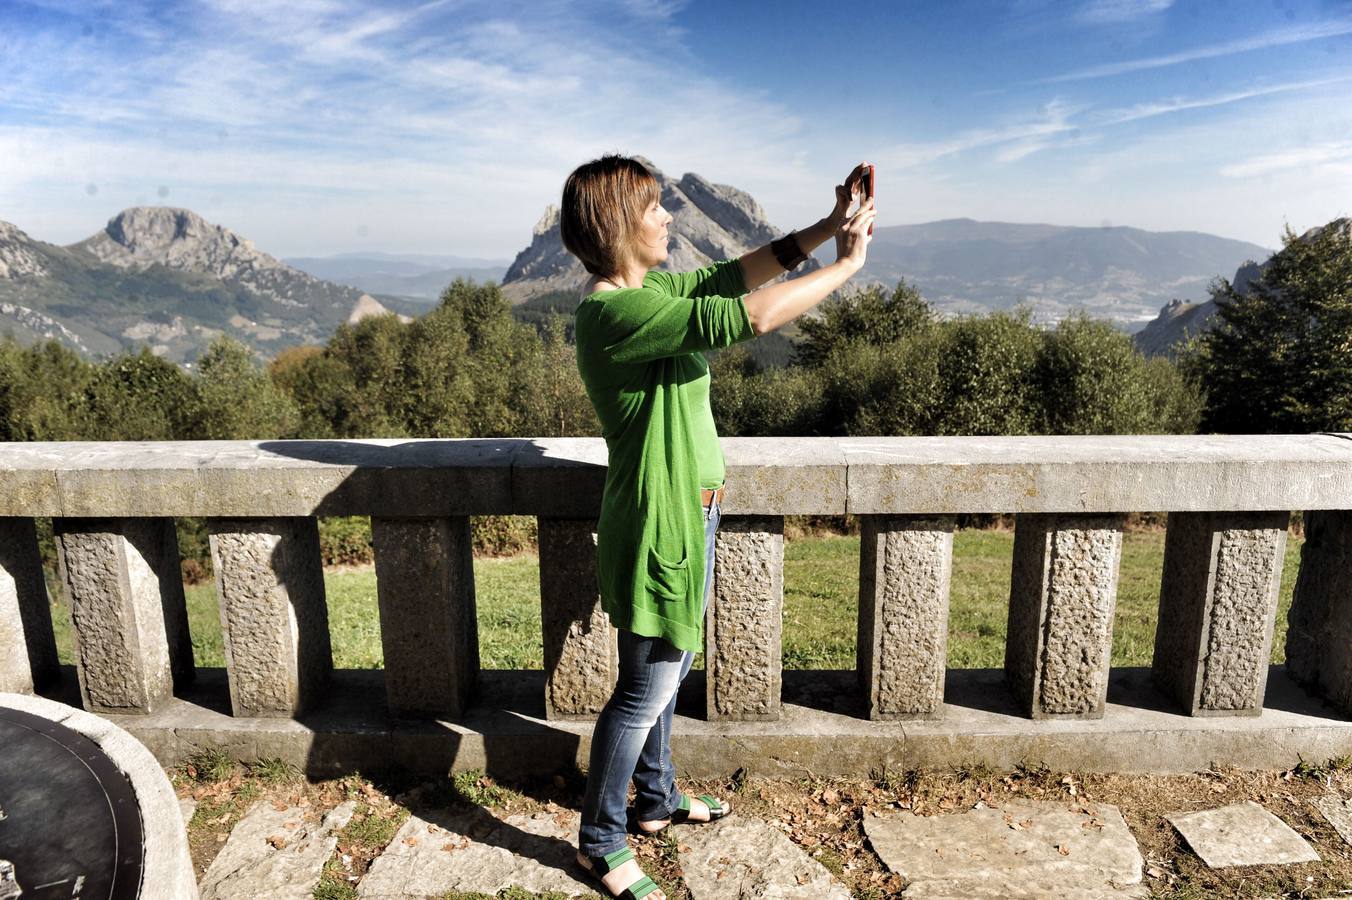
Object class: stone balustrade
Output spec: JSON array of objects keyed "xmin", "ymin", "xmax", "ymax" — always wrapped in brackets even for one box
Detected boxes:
[{"xmin": 3, "ymin": 435, "xmax": 1352, "ymax": 774}]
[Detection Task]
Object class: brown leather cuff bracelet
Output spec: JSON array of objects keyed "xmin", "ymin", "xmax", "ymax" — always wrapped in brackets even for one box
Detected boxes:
[{"xmin": 770, "ymin": 232, "xmax": 809, "ymax": 270}]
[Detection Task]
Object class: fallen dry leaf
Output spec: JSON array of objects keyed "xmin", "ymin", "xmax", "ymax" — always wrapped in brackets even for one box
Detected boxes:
[
  {"xmin": 1057, "ymin": 844, "xmax": 1070, "ymax": 856},
  {"xmin": 267, "ymin": 835, "xmax": 287, "ymax": 850},
  {"xmin": 403, "ymin": 837, "xmax": 419, "ymax": 847}
]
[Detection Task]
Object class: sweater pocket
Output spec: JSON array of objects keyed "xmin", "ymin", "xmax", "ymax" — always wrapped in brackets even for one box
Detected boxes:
[{"xmin": 646, "ymin": 545, "xmax": 689, "ymax": 602}]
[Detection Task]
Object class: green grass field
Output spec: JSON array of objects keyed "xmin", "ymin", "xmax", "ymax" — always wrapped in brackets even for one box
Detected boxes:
[{"xmin": 49, "ymin": 528, "xmax": 1303, "ymax": 671}]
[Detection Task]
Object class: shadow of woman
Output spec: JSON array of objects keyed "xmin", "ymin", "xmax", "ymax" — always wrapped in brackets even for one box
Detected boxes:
[{"xmin": 243, "ymin": 436, "xmax": 606, "ymax": 886}]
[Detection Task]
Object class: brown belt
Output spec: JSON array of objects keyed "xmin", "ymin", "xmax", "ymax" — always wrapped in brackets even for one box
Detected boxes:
[{"xmin": 701, "ymin": 486, "xmax": 725, "ymax": 507}]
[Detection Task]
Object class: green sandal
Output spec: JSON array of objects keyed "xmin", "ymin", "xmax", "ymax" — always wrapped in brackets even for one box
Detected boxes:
[
  {"xmin": 669, "ymin": 793, "xmax": 730, "ymax": 825},
  {"xmin": 577, "ymin": 847, "xmax": 663, "ymax": 900},
  {"xmin": 635, "ymin": 793, "xmax": 732, "ymax": 834}
]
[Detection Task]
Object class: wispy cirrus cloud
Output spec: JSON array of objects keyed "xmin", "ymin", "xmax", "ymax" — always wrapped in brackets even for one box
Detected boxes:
[
  {"xmin": 884, "ymin": 74, "xmax": 1349, "ymax": 170},
  {"xmin": 1220, "ymin": 141, "xmax": 1352, "ymax": 178},
  {"xmin": 882, "ymin": 99, "xmax": 1082, "ymax": 169},
  {"xmin": 1075, "ymin": 0, "xmax": 1173, "ymax": 25},
  {"xmin": 0, "ymin": 0, "xmax": 814, "ymax": 254},
  {"xmin": 1036, "ymin": 18, "xmax": 1352, "ymax": 83},
  {"xmin": 1092, "ymin": 75, "xmax": 1352, "ymax": 125}
]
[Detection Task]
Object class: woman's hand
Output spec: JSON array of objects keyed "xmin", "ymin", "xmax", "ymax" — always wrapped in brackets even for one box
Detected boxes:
[
  {"xmin": 828, "ymin": 161, "xmax": 870, "ymax": 227},
  {"xmin": 835, "ymin": 197, "xmax": 876, "ymax": 269}
]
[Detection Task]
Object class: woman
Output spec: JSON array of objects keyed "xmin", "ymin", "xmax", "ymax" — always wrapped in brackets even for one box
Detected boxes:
[{"xmin": 563, "ymin": 155, "xmax": 875, "ymax": 900}]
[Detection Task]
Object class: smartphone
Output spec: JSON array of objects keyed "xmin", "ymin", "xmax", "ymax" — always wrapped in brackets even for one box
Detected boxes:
[{"xmin": 859, "ymin": 164, "xmax": 875, "ymax": 235}]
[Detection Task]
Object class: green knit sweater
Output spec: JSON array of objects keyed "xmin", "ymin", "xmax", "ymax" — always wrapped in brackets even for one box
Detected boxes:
[{"xmin": 574, "ymin": 259, "xmax": 756, "ymax": 652}]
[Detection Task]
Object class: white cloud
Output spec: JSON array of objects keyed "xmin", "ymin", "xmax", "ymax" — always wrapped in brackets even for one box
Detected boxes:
[
  {"xmin": 1076, "ymin": 0, "xmax": 1173, "ymax": 25},
  {"xmin": 882, "ymin": 99, "xmax": 1081, "ymax": 169},
  {"xmin": 1093, "ymin": 75, "xmax": 1352, "ymax": 126},
  {"xmin": 0, "ymin": 0, "xmax": 824, "ymax": 256},
  {"xmin": 1220, "ymin": 142, "xmax": 1352, "ymax": 178},
  {"xmin": 1038, "ymin": 19, "xmax": 1352, "ymax": 83}
]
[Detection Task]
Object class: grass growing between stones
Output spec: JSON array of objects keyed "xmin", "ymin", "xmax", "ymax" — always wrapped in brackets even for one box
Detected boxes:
[{"xmin": 43, "ymin": 527, "xmax": 1308, "ymax": 672}]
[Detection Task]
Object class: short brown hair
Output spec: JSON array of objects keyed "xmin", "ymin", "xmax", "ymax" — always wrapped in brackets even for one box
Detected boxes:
[{"xmin": 560, "ymin": 155, "xmax": 660, "ymax": 277}]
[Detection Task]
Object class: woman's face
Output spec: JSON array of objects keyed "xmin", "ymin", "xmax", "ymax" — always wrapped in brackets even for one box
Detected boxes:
[{"xmin": 631, "ymin": 196, "xmax": 672, "ymax": 269}]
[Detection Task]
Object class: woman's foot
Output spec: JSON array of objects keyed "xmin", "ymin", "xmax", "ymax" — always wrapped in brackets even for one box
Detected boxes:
[
  {"xmin": 637, "ymin": 794, "xmax": 729, "ymax": 832},
  {"xmin": 576, "ymin": 850, "xmax": 666, "ymax": 899}
]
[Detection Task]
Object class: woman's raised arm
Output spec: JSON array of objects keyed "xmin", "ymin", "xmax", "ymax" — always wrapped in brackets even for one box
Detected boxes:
[
  {"xmin": 743, "ymin": 196, "xmax": 875, "ymax": 335},
  {"xmin": 737, "ymin": 162, "xmax": 870, "ymax": 291}
]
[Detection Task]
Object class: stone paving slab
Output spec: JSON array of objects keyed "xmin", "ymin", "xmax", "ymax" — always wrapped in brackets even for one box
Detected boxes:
[
  {"xmin": 1314, "ymin": 794, "xmax": 1352, "ymax": 847},
  {"xmin": 675, "ymin": 817, "xmax": 852, "ymax": 899},
  {"xmin": 356, "ymin": 806, "xmax": 592, "ymax": 898},
  {"xmin": 200, "ymin": 799, "xmax": 355, "ymax": 900},
  {"xmin": 1166, "ymin": 800, "xmax": 1320, "ymax": 868},
  {"xmin": 863, "ymin": 799, "xmax": 1145, "ymax": 898}
]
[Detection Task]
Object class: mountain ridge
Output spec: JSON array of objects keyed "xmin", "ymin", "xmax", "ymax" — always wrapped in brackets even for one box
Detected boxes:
[
  {"xmin": 0, "ymin": 208, "xmax": 416, "ymax": 363},
  {"xmin": 1133, "ymin": 218, "xmax": 1351, "ymax": 356}
]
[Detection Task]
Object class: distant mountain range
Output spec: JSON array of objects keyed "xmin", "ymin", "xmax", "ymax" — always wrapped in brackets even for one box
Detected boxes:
[
  {"xmin": 284, "ymin": 252, "xmax": 508, "ymax": 300},
  {"xmin": 0, "ymin": 208, "xmax": 424, "ymax": 363},
  {"xmin": 832, "ymin": 218, "xmax": 1271, "ymax": 327}
]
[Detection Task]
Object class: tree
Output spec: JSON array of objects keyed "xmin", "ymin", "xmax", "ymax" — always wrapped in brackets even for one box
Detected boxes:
[
  {"xmin": 76, "ymin": 348, "xmax": 197, "ymax": 440},
  {"xmin": 1033, "ymin": 314, "xmax": 1201, "ymax": 435},
  {"xmin": 795, "ymin": 280, "xmax": 934, "ymax": 368},
  {"xmin": 0, "ymin": 338, "xmax": 92, "ymax": 441},
  {"xmin": 933, "ymin": 310, "xmax": 1041, "ymax": 435},
  {"xmin": 1187, "ymin": 219, "xmax": 1352, "ymax": 432},
  {"xmin": 191, "ymin": 335, "xmax": 299, "ymax": 439}
]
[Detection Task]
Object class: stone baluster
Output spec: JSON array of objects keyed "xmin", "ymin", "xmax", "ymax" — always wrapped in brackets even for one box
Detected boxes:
[
  {"xmin": 857, "ymin": 515, "xmax": 954, "ymax": 719},
  {"xmin": 537, "ymin": 518, "xmax": 616, "ymax": 719},
  {"xmin": 1005, "ymin": 513, "xmax": 1125, "ymax": 719},
  {"xmin": 0, "ymin": 518, "xmax": 59, "ymax": 693},
  {"xmin": 55, "ymin": 517, "xmax": 193, "ymax": 714},
  {"xmin": 1286, "ymin": 510, "xmax": 1352, "ymax": 713},
  {"xmin": 209, "ymin": 518, "xmax": 331, "ymax": 717},
  {"xmin": 707, "ymin": 516, "xmax": 783, "ymax": 721},
  {"xmin": 371, "ymin": 516, "xmax": 479, "ymax": 718},
  {"xmin": 1152, "ymin": 512, "xmax": 1288, "ymax": 716}
]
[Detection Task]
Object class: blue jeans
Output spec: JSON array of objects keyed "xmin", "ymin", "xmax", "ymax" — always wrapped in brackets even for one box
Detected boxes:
[{"xmin": 578, "ymin": 493, "xmax": 722, "ymax": 857}]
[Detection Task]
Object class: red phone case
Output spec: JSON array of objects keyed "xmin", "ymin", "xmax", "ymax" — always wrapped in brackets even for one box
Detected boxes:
[{"xmin": 864, "ymin": 165, "xmax": 875, "ymax": 235}]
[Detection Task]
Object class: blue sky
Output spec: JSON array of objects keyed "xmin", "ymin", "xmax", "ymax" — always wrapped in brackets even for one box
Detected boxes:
[{"xmin": 1, "ymin": 0, "xmax": 1349, "ymax": 258}]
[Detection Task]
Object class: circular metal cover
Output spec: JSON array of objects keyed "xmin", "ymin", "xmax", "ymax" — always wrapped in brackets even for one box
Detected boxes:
[{"xmin": 0, "ymin": 706, "xmax": 144, "ymax": 899}]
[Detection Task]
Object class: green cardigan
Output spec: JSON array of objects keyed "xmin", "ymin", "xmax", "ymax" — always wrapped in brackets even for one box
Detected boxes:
[{"xmin": 574, "ymin": 259, "xmax": 756, "ymax": 652}]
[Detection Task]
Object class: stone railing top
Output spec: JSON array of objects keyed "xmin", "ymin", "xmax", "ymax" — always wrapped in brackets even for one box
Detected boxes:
[{"xmin": 0, "ymin": 434, "xmax": 1348, "ymax": 517}]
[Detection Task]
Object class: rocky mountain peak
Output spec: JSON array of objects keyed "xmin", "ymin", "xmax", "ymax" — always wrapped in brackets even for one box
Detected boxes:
[
  {"xmin": 501, "ymin": 160, "xmax": 803, "ymax": 301},
  {"xmin": 533, "ymin": 204, "xmax": 560, "ymax": 237},
  {"xmin": 0, "ymin": 220, "xmax": 50, "ymax": 280},
  {"xmin": 74, "ymin": 206, "xmax": 267, "ymax": 274}
]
